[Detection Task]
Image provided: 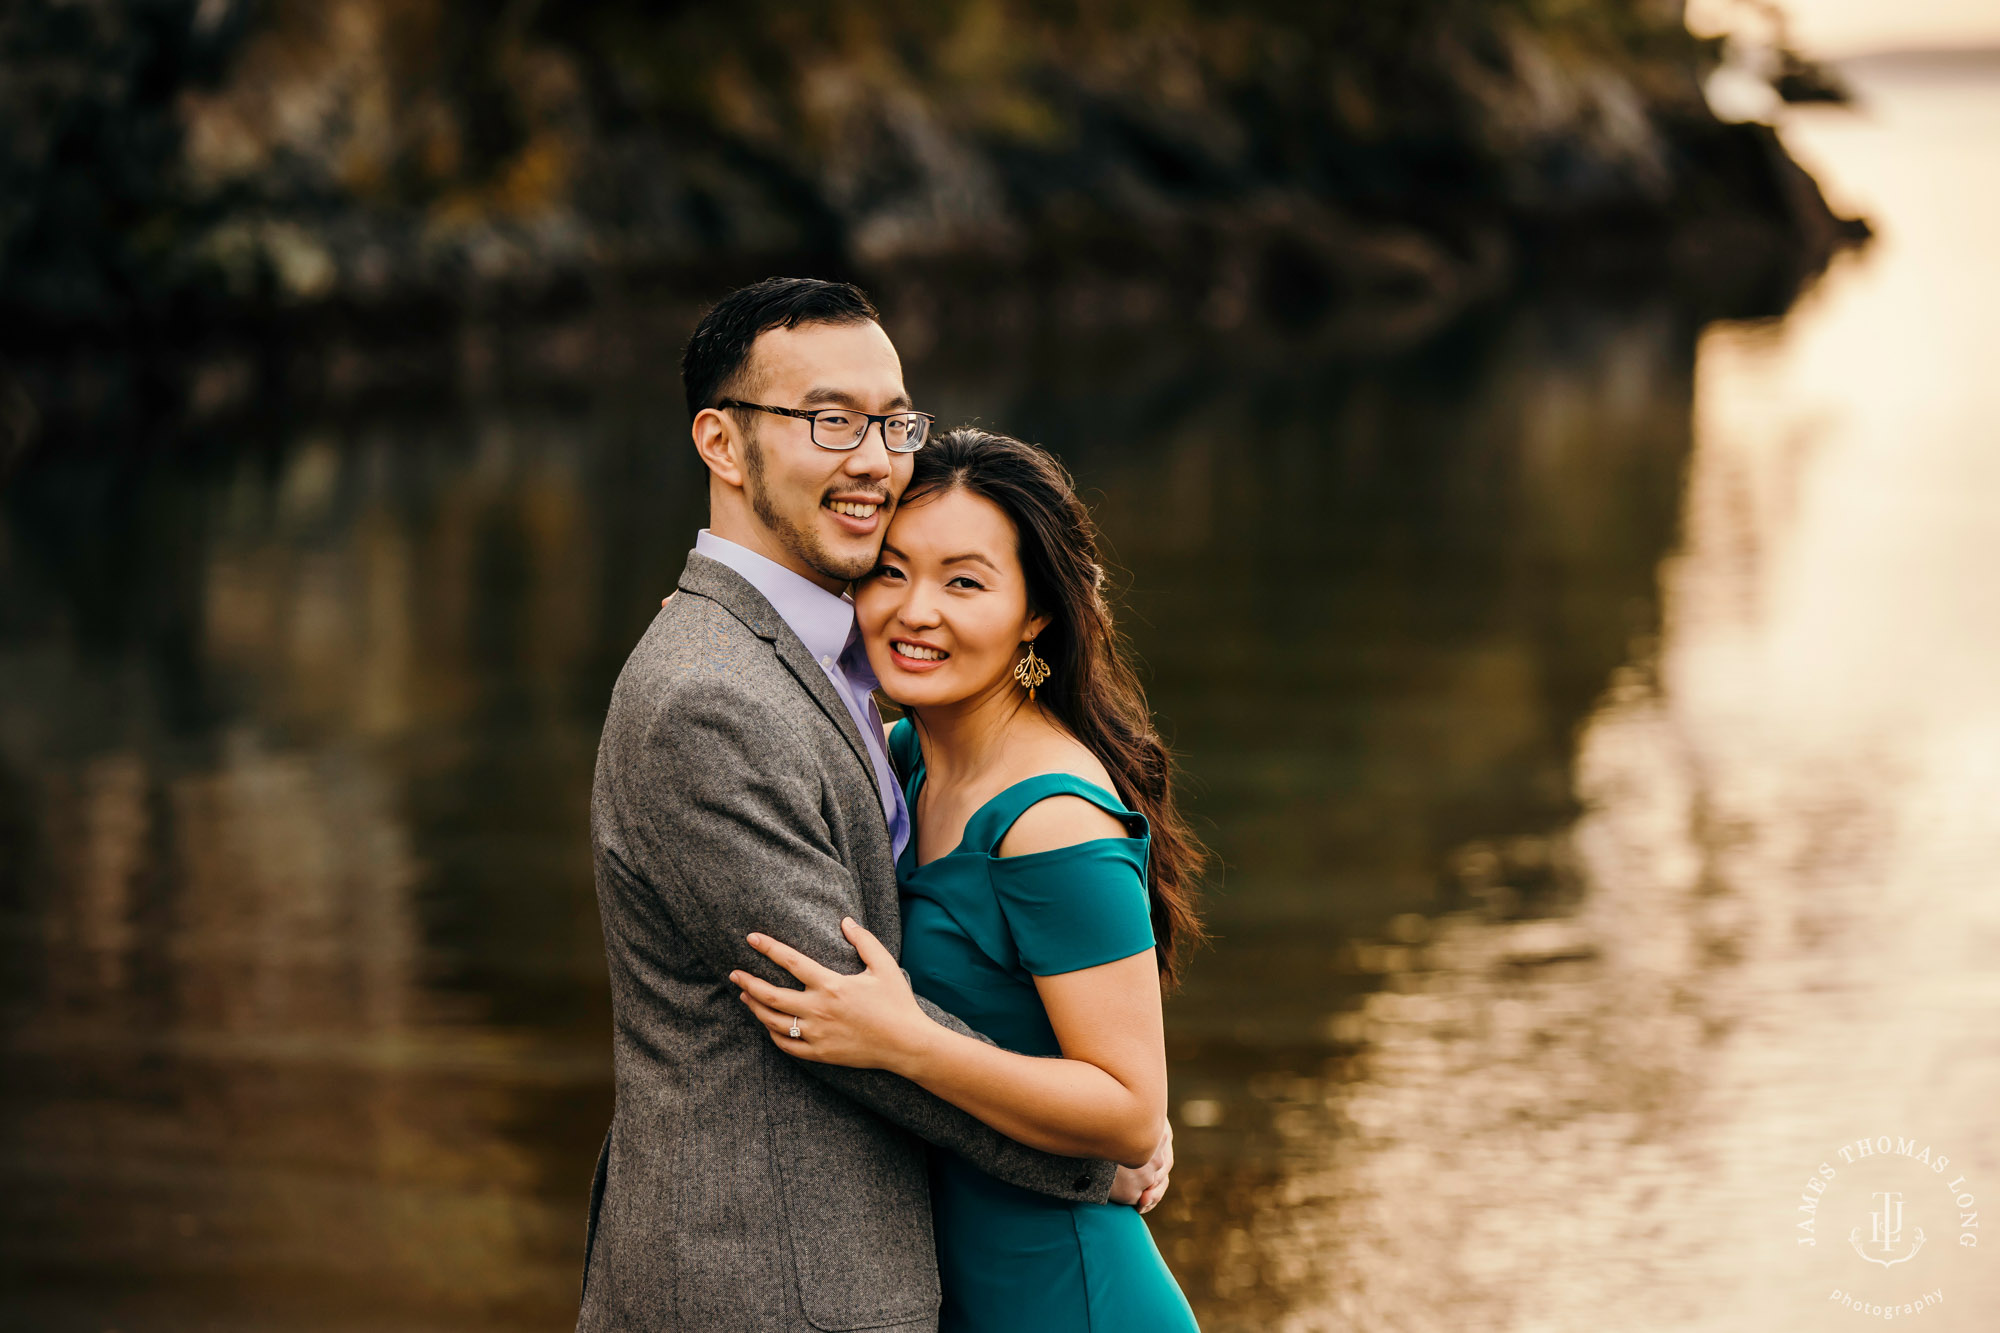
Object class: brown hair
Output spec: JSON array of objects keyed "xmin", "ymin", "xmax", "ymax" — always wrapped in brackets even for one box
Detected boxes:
[{"xmin": 905, "ymin": 427, "xmax": 1207, "ymax": 985}]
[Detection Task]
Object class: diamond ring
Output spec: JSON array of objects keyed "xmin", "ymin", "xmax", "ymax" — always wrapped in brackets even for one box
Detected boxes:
[{"xmin": 788, "ymin": 1018, "xmax": 801, "ymax": 1040}]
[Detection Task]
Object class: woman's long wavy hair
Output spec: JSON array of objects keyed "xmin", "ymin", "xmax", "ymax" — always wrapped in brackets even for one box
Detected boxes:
[{"xmin": 902, "ymin": 428, "xmax": 1207, "ymax": 985}]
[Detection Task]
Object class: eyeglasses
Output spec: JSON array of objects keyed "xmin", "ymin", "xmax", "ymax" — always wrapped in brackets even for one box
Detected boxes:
[{"xmin": 718, "ymin": 399, "xmax": 934, "ymax": 454}]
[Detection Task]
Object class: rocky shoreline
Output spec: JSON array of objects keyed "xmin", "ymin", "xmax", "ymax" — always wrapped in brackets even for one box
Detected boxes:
[{"xmin": 0, "ymin": 0, "xmax": 1865, "ymax": 459}]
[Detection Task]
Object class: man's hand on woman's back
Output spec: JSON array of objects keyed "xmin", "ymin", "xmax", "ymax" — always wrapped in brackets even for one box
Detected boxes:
[{"xmin": 1110, "ymin": 1119, "xmax": 1173, "ymax": 1213}]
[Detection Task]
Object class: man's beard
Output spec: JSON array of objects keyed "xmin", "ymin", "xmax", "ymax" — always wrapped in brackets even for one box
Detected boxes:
[{"xmin": 743, "ymin": 434, "xmax": 881, "ymax": 584}]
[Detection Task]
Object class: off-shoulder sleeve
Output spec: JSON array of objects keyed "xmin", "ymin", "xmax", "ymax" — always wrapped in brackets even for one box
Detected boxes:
[{"xmin": 990, "ymin": 838, "xmax": 1156, "ymax": 977}]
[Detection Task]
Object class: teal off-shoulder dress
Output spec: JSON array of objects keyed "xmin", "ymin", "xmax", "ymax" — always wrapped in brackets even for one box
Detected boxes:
[{"xmin": 887, "ymin": 719, "xmax": 1199, "ymax": 1333}]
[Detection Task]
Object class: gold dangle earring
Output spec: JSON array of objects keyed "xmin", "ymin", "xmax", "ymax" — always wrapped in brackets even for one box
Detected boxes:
[{"xmin": 1013, "ymin": 640, "xmax": 1051, "ymax": 701}]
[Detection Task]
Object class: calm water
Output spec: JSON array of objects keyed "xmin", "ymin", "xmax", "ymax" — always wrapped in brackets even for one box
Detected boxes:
[{"xmin": 4, "ymin": 59, "xmax": 1997, "ymax": 1332}]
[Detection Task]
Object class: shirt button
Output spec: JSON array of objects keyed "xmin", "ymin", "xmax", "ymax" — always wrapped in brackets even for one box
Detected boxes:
[{"xmin": 821, "ymin": 655, "xmax": 833, "ymax": 667}]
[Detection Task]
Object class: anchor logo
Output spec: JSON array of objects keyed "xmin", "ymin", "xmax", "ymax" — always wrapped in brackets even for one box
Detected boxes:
[{"xmin": 1849, "ymin": 1191, "xmax": 1926, "ymax": 1268}]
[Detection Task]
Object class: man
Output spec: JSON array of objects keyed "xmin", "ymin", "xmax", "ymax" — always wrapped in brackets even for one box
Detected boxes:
[{"xmin": 580, "ymin": 278, "xmax": 1165, "ymax": 1332}]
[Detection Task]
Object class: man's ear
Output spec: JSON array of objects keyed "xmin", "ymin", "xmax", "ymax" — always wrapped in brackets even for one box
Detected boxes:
[{"xmin": 692, "ymin": 407, "xmax": 747, "ymax": 488}]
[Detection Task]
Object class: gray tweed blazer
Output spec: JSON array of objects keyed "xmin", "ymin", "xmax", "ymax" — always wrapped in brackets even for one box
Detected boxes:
[{"xmin": 578, "ymin": 552, "xmax": 1117, "ymax": 1333}]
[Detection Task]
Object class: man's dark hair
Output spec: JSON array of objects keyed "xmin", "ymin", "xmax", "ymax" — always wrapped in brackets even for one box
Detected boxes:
[{"xmin": 681, "ymin": 277, "xmax": 881, "ymax": 420}]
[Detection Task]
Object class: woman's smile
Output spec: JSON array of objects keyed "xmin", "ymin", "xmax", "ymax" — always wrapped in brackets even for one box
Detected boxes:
[{"xmin": 888, "ymin": 637, "xmax": 951, "ymax": 669}]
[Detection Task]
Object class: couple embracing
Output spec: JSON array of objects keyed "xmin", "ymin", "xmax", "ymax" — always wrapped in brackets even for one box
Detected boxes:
[{"xmin": 579, "ymin": 277, "xmax": 1204, "ymax": 1333}]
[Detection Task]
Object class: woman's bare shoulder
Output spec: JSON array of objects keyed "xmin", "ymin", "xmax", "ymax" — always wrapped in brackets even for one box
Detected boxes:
[{"xmin": 995, "ymin": 732, "xmax": 1128, "ymax": 858}]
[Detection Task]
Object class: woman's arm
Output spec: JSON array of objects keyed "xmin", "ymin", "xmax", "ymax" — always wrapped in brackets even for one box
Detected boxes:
[
  {"xmin": 730, "ymin": 798, "xmax": 1168, "ymax": 1168},
  {"xmin": 928, "ymin": 952, "xmax": 1166, "ymax": 1166}
]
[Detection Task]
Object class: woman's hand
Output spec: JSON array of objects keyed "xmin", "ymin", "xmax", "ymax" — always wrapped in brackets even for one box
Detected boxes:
[{"xmin": 730, "ymin": 918, "xmax": 936, "ymax": 1073}]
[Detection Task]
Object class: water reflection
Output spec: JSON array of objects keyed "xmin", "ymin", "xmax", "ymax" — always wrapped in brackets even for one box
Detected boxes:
[
  {"xmin": 1139, "ymin": 59, "xmax": 2000, "ymax": 1330},
  {"xmin": 3, "ymin": 57, "xmax": 1997, "ymax": 1333},
  {"xmin": 0, "ymin": 416, "xmax": 658, "ymax": 1326}
]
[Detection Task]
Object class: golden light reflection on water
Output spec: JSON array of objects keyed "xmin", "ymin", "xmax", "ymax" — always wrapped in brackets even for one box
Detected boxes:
[{"xmin": 1146, "ymin": 58, "xmax": 2000, "ymax": 1330}]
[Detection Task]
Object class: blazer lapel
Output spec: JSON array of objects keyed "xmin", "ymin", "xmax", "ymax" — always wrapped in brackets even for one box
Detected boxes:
[{"xmin": 678, "ymin": 553, "xmax": 879, "ymax": 794}]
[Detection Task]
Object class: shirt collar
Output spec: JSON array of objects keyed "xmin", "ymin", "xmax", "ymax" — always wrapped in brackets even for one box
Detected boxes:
[{"xmin": 694, "ymin": 530, "xmax": 856, "ymax": 666}]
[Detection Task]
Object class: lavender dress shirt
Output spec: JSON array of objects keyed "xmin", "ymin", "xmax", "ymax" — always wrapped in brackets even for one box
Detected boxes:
[{"xmin": 692, "ymin": 530, "xmax": 911, "ymax": 861}]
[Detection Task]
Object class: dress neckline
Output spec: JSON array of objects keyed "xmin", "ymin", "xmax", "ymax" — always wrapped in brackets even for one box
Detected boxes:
[{"xmin": 900, "ymin": 761, "xmax": 1136, "ymax": 876}]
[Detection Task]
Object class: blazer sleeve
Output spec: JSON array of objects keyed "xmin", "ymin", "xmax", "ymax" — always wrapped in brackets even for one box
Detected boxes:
[{"xmin": 608, "ymin": 677, "xmax": 1117, "ymax": 1204}]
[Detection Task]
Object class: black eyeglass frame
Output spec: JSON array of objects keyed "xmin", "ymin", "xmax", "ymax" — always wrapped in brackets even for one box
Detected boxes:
[{"xmin": 716, "ymin": 398, "xmax": 935, "ymax": 454}]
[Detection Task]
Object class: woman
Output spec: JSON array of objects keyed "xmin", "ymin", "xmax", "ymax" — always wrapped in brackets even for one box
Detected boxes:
[{"xmin": 727, "ymin": 427, "xmax": 1206, "ymax": 1333}]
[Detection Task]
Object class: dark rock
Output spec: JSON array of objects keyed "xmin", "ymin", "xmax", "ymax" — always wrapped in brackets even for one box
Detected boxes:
[
  {"xmin": 0, "ymin": 0, "xmax": 1868, "ymax": 414},
  {"xmin": 1772, "ymin": 49, "xmax": 1854, "ymax": 105}
]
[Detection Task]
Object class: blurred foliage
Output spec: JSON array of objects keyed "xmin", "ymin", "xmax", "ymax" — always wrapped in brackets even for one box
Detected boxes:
[{"xmin": 0, "ymin": 0, "xmax": 242, "ymax": 324}]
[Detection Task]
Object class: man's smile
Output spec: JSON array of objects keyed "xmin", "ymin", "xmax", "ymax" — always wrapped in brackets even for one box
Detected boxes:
[{"xmin": 824, "ymin": 492, "xmax": 887, "ymax": 534}]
